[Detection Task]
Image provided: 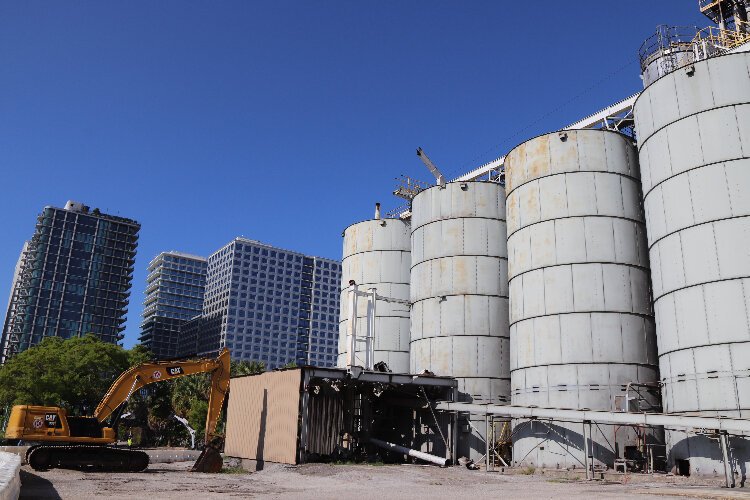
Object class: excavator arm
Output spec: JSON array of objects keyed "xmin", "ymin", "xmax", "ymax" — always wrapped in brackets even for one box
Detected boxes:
[{"xmin": 94, "ymin": 348, "xmax": 231, "ymax": 447}]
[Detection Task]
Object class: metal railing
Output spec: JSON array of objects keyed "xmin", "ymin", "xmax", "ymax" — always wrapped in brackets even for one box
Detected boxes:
[
  {"xmin": 698, "ymin": 0, "xmax": 723, "ymax": 13},
  {"xmin": 638, "ymin": 25, "xmax": 699, "ymax": 73},
  {"xmin": 639, "ymin": 23, "xmax": 750, "ymax": 79},
  {"xmin": 693, "ymin": 20, "xmax": 750, "ymax": 60}
]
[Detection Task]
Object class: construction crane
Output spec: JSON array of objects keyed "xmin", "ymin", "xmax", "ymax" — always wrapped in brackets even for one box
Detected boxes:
[{"xmin": 5, "ymin": 348, "xmax": 231, "ymax": 473}]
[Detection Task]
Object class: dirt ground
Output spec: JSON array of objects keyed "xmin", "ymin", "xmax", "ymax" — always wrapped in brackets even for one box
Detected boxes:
[{"xmin": 18, "ymin": 461, "xmax": 750, "ymax": 500}]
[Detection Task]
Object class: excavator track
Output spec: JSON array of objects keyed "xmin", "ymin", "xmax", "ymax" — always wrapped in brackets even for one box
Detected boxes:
[{"xmin": 26, "ymin": 444, "xmax": 149, "ymax": 472}]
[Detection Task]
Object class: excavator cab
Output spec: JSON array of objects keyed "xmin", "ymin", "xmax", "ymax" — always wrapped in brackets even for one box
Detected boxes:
[{"xmin": 6, "ymin": 406, "xmax": 114, "ymax": 443}]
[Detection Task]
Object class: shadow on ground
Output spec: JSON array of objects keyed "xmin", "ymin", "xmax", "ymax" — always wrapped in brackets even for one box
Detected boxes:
[{"xmin": 19, "ymin": 469, "xmax": 62, "ymax": 499}]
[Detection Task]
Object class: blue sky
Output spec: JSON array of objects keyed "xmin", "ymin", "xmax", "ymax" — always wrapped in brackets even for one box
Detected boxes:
[{"xmin": 0, "ymin": 1, "xmax": 707, "ymax": 348}]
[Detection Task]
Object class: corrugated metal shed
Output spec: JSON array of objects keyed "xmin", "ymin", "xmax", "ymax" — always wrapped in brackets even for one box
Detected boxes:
[{"xmin": 224, "ymin": 370, "xmax": 302, "ymax": 465}]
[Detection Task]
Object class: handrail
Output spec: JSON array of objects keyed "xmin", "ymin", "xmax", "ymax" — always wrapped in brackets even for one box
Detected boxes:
[{"xmin": 693, "ymin": 21, "xmax": 750, "ymax": 51}]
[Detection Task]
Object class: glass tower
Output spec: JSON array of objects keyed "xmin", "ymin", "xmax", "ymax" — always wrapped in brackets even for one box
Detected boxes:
[
  {"xmin": 180, "ymin": 237, "xmax": 341, "ymax": 369},
  {"xmin": 1, "ymin": 201, "xmax": 140, "ymax": 361},
  {"xmin": 139, "ymin": 251, "xmax": 207, "ymax": 359}
]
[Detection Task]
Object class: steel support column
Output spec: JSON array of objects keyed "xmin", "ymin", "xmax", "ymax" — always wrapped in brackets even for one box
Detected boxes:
[{"xmin": 719, "ymin": 432, "xmax": 735, "ymax": 488}]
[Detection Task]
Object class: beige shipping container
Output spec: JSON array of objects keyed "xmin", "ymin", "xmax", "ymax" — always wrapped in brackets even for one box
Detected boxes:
[{"xmin": 224, "ymin": 369, "xmax": 302, "ymax": 465}]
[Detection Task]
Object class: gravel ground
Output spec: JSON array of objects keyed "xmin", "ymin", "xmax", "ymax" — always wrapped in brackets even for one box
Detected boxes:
[{"xmin": 18, "ymin": 461, "xmax": 750, "ymax": 500}]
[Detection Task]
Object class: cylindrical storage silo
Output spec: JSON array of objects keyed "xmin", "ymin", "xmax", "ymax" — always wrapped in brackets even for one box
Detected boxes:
[
  {"xmin": 505, "ymin": 129, "xmax": 660, "ymax": 469},
  {"xmin": 634, "ymin": 50, "xmax": 750, "ymax": 476},
  {"xmin": 338, "ymin": 218, "xmax": 411, "ymax": 373},
  {"xmin": 410, "ymin": 181, "xmax": 510, "ymax": 460}
]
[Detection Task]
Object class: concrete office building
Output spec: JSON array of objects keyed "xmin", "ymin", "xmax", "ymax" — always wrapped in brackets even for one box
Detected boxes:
[
  {"xmin": 139, "ymin": 251, "xmax": 207, "ymax": 359},
  {"xmin": 178, "ymin": 237, "xmax": 341, "ymax": 369},
  {"xmin": 1, "ymin": 201, "xmax": 140, "ymax": 361}
]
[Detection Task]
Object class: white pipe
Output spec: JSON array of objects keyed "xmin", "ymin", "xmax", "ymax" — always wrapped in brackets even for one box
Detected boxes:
[
  {"xmin": 173, "ymin": 414, "xmax": 197, "ymax": 450},
  {"xmin": 368, "ymin": 287, "xmax": 376, "ymax": 370},
  {"xmin": 348, "ymin": 284, "xmax": 358, "ymax": 367},
  {"xmin": 435, "ymin": 402, "xmax": 750, "ymax": 435},
  {"xmin": 369, "ymin": 438, "xmax": 448, "ymax": 466}
]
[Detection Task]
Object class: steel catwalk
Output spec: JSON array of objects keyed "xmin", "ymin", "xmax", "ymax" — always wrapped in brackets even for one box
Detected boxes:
[
  {"xmin": 337, "ymin": 219, "xmax": 411, "ymax": 373},
  {"xmin": 634, "ymin": 50, "xmax": 750, "ymax": 476},
  {"xmin": 409, "ymin": 181, "xmax": 510, "ymax": 460},
  {"xmin": 505, "ymin": 129, "xmax": 660, "ymax": 469}
]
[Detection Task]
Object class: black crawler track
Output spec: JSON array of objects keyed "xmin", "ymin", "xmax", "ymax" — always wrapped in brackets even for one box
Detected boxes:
[{"xmin": 26, "ymin": 444, "xmax": 149, "ymax": 472}]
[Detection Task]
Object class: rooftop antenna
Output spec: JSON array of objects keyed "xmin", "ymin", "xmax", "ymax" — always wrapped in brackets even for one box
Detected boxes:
[{"xmin": 416, "ymin": 147, "xmax": 446, "ymax": 187}]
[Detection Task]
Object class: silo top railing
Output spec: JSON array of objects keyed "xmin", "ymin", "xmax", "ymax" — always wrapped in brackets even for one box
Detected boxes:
[
  {"xmin": 639, "ymin": 23, "xmax": 750, "ymax": 76},
  {"xmin": 638, "ymin": 25, "xmax": 699, "ymax": 73}
]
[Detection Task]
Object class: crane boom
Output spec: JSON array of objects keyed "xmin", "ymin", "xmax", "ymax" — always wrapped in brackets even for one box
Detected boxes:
[{"xmin": 416, "ymin": 147, "xmax": 446, "ymax": 186}]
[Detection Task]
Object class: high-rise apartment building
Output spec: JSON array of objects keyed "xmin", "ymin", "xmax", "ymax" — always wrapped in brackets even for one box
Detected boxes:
[
  {"xmin": 139, "ymin": 251, "xmax": 207, "ymax": 359},
  {"xmin": 1, "ymin": 201, "xmax": 140, "ymax": 361},
  {"xmin": 178, "ymin": 237, "xmax": 341, "ymax": 369}
]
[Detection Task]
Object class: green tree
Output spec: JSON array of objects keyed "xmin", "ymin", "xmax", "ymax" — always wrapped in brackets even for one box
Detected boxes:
[
  {"xmin": 0, "ymin": 338, "xmax": 267, "ymax": 447},
  {"xmin": 232, "ymin": 360, "xmax": 266, "ymax": 377},
  {"xmin": 170, "ymin": 359, "xmax": 265, "ymax": 444},
  {"xmin": 0, "ymin": 334, "xmax": 131, "ymax": 413}
]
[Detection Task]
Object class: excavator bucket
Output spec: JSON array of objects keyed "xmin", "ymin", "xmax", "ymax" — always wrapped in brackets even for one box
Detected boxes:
[{"xmin": 192, "ymin": 437, "xmax": 224, "ymax": 473}]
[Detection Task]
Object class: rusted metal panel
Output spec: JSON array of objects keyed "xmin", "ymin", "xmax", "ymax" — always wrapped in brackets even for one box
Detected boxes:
[{"xmin": 224, "ymin": 370, "xmax": 302, "ymax": 465}]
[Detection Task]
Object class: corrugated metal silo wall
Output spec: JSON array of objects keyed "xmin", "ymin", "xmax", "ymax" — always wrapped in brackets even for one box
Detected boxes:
[
  {"xmin": 505, "ymin": 130, "xmax": 660, "ymax": 468},
  {"xmin": 410, "ymin": 181, "xmax": 510, "ymax": 460},
  {"xmin": 337, "ymin": 219, "xmax": 411, "ymax": 373},
  {"xmin": 634, "ymin": 50, "xmax": 750, "ymax": 475}
]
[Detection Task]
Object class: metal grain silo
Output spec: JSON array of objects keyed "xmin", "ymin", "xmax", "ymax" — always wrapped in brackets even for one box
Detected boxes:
[
  {"xmin": 410, "ymin": 181, "xmax": 510, "ymax": 459},
  {"xmin": 634, "ymin": 50, "xmax": 750, "ymax": 475},
  {"xmin": 505, "ymin": 129, "xmax": 660, "ymax": 469},
  {"xmin": 337, "ymin": 215, "xmax": 411, "ymax": 373}
]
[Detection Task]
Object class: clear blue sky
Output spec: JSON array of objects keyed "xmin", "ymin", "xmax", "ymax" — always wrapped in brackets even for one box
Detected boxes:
[{"xmin": 0, "ymin": 1, "xmax": 706, "ymax": 348}]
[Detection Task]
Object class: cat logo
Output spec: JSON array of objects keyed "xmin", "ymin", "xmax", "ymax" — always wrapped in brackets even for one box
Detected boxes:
[
  {"xmin": 45, "ymin": 413, "xmax": 59, "ymax": 428},
  {"xmin": 167, "ymin": 366, "xmax": 184, "ymax": 376}
]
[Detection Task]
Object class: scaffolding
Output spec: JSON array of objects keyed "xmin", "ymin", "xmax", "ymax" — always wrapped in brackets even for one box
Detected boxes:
[{"xmin": 699, "ymin": 0, "xmax": 750, "ymax": 30}]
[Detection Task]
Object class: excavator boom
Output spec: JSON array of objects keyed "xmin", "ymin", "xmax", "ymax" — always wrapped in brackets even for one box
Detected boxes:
[
  {"xmin": 95, "ymin": 348, "xmax": 231, "ymax": 446},
  {"xmin": 8, "ymin": 348, "xmax": 231, "ymax": 473}
]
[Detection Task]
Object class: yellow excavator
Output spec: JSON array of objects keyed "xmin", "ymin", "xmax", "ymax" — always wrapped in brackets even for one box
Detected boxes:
[{"xmin": 4, "ymin": 348, "xmax": 231, "ymax": 473}]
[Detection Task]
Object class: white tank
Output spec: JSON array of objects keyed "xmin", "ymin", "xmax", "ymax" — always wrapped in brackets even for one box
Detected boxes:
[
  {"xmin": 634, "ymin": 50, "xmax": 750, "ymax": 476},
  {"xmin": 505, "ymin": 129, "xmax": 660, "ymax": 469},
  {"xmin": 410, "ymin": 181, "xmax": 510, "ymax": 460},
  {"xmin": 337, "ymin": 218, "xmax": 410, "ymax": 373}
]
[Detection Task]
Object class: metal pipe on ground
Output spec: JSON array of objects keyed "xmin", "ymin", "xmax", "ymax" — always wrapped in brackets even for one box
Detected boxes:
[{"xmin": 369, "ymin": 438, "xmax": 448, "ymax": 466}]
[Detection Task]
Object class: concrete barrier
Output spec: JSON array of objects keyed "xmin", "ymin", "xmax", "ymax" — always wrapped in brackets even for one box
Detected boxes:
[
  {"xmin": 146, "ymin": 450, "xmax": 201, "ymax": 463},
  {"xmin": 0, "ymin": 449, "xmax": 25, "ymax": 464},
  {"xmin": 0, "ymin": 452, "xmax": 20, "ymax": 500}
]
